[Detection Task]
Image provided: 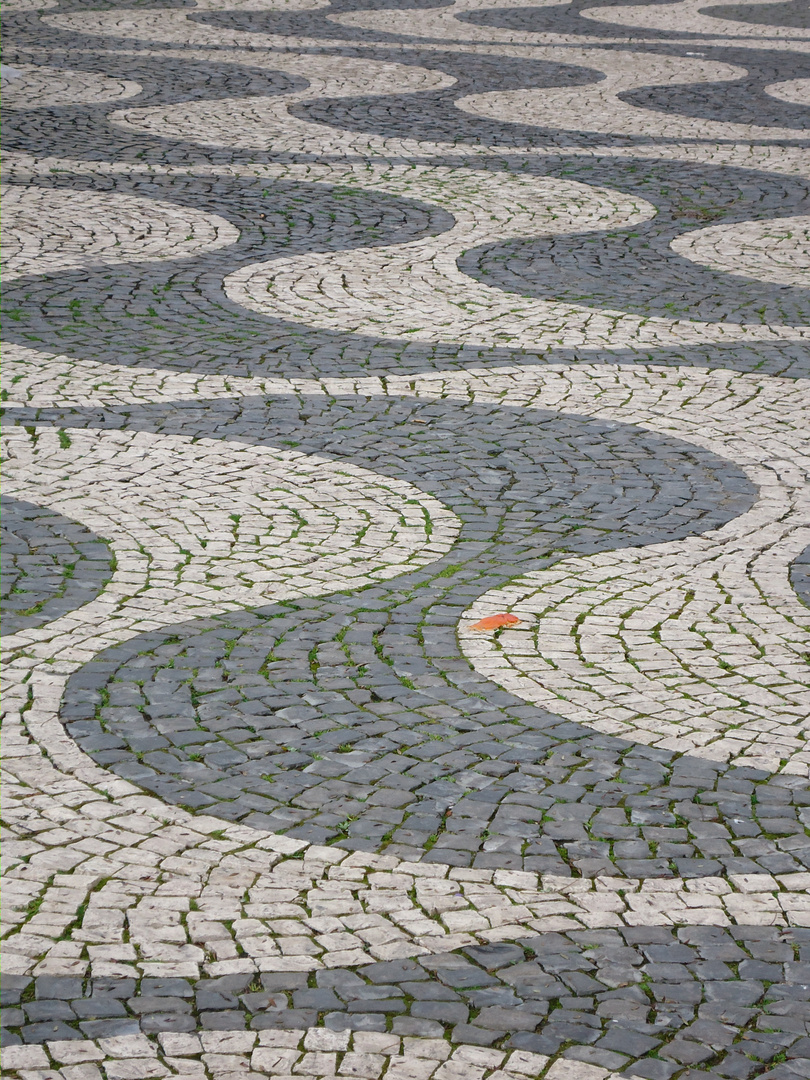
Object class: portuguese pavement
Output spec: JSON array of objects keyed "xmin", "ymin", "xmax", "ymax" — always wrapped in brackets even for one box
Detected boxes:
[{"xmin": 1, "ymin": 0, "xmax": 810, "ymax": 1078}]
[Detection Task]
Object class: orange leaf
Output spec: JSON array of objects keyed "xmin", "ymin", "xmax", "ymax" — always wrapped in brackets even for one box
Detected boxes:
[{"xmin": 470, "ymin": 613, "xmax": 520, "ymax": 631}]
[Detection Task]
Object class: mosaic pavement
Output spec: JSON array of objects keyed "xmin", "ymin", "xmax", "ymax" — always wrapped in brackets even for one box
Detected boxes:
[{"xmin": 2, "ymin": 0, "xmax": 810, "ymax": 1076}]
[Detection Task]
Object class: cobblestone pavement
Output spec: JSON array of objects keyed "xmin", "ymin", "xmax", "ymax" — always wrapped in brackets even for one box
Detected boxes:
[{"xmin": 2, "ymin": 0, "xmax": 810, "ymax": 1078}]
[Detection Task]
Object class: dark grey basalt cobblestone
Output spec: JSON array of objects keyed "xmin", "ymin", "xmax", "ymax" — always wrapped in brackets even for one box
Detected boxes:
[
  {"xmin": 3, "ymin": 926, "xmax": 810, "ymax": 1071},
  {"xmin": 790, "ymin": 545, "xmax": 810, "ymax": 609},
  {"xmin": 0, "ymin": 495, "xmax": 113, "ymax": 635},
  {"xmin": 702, "ymin": 1, "xmax": 810, "ymax": 28}
]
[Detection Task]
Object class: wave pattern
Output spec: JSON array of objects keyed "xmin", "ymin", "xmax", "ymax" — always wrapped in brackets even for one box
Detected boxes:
[{"xmin": 2, "ymin": 0, "xmax": 809, "ymax": 1074}]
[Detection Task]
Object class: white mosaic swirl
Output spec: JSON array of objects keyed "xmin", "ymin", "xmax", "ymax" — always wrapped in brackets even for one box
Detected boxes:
[
  {"xmin": 328, "ymin": 0, "xmax": 595, "ymax": 44},
  {"xmin": 44, "ymin": 2, "xmax": 357, "ymax": 52},
  {"xmin": 224, "ymin": 164, "xmax": 808, "ymax": 345},
  {"xmin": 96, "ymin": 54, "xmax": 810, "ymax": 345},
  {"xmin": 456, "ymin": 50, "xmax": 807, "ymax": 143},
  {"xmin": 4, "ymin": 638, "xmax": 810, "ymax": 981},
  {"xmin": 106, "ymin": 52, "xmax": 456, "ymax": 161},
  {"xmin": 5, "ymin": 40, "xmax": 801, "ymax": 177},
  {"xmin": 765, "ymin": 77, "xmax": 810, "ymax": 105},
  {"xmin": 582, "ymin": 0, "xmax": 810, "ymax": 39},
  {"xmin": 227, "ymin": 166, "xmax": 764, "ymax": 349},
  {"xmin": 1, "ymin": 185, "xmax": 240, "ymax": 280},
  {"xmin": 329, "ymin": 0, "xmax": 809, "ymax": 45},
  {"xmin": 2, "ymin": 0, "xmax": 56, "ymax": 10},
  {"xmin": 0, "ymin": 63, "xmax": 142, "ymax": 108},
  {"xmin": 45, "ymin": 0, "xmax": 606, "ymax": 53},
  {"xmin": 460, "ymin": 528, "xmax": 810, "ymax": 772},
  {"xmin": 451, "ymin": 379, "xmax": 810, "ymax": 774},
  {"xmin": 1, "ymin": 426, "xmax": 459, "ymax": 662},
  {"xmin": 103, "ymin": 46, "xmax": 808, "ymax": 165},
  {"xmin": 670, "ymin": 214, "xmax": 810, "ymax": 287},
  {"xmin": 191, "ymin": 0, "xmax": 329, "ymax": 7},
  {"xmin": 42, "ymin": 0, "xmax": 332, "ymax": 43}
]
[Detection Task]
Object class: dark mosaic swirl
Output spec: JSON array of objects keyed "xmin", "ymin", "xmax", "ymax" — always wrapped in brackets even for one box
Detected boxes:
[
  {"xmin": 457, "ymin": 155, "xmax": 810, "ymax": 321},
  {"xmin": 5, "ymin": 34, "xmax": 809, "ymax": 174},
  {"xmin": 618, "ymin": 52, "xmax": 810, "ymax": 133},
  {"xmin": 461, "ymin": 0, "xmax": 709, "ymax": 39},
  {"xmin": 790, "ymin": 545, "xmax": 810, "ymax": 608},
  {"xmin": 287, "ymin": 51, "xmax": 607, "ymax": 148},
  {"xmin": 0, "ymin": 495, "xmax": 113, "ymax": 634},
  {"xmin": 702, "ymin": 1, "xmax": 810, "ymax": 27},
  {"xmin": 462, "ymin": 0, "xmax": 810, "ymax": 41},
  {"xmin": 192, "ymin": 0, "xmax": 456, "ymax": 49},
  {"xmin": 3, "ymin": 927, "xmax": 810, "ymax": 1067},
  {"xmin": 2, "ymin": 170, "xmax": 808, "ymax": 380},
  {"xmin": 463, "ymin": 236, "xmax": 808, "ymax": 324},
  {"xmin": 0, "ymin": 54, "xmax": 307, "ymax": 165},
  {"xmin": 290, "ymin": 41, "xmax": 810, "ymax": 145}
]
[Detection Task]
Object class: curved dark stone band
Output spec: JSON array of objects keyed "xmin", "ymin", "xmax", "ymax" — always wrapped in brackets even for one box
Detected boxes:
[
  {"xmin": 459, "ymin": 224, "xmax": 809, "ymax": 328},
  {"xmin": 790, "ymin": 545, "xmax": 810, "ymax": 609},
  {"xmin": 3, "ymin": 164, "xmax": 810, "ymax": 383},
  {"xmin": 701, "ymin": 0, "xmax": 810, "ymax": 27},
  {"xmin": 0, "ymin": 495, "xmax": 113, "ymax": 635},
  {"xmin": 6, "ymin": 924, "xmax": 810, "ymax": 1063},
  {"xmin": 12, "ymin": 393, "xmax": 800, "ymax": 876}
]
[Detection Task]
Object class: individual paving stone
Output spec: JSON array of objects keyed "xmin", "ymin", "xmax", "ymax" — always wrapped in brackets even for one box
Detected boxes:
[
  {"xmin": 35, "ymin": 978, "xmax": 84, "ymax": 1001},
  {"xmin": 23, "ymin": 1000, "xmax": 77, "ymax": 1022},
  {"xmin": 21, "ymin": 1020, "xmax": 85, "ymax": 1043}
]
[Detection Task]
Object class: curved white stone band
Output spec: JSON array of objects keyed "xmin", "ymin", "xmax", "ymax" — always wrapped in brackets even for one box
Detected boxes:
[
  {"xmin": 456, "ymin": 50, "xmax": 807, "ymax": 144},
  {"xmin": 459, "ymin": 521, "xmax": 810, "ymax": 773},
  {"xmin": 581, "ymin": 0, "xmax": 810, "ymax": 40},
  {"xmin": 1, "ymin": 186, "xmax": 240, "ymax": 280},
  {"xmin": 44, "ymin": 0, "xmax": 330, "ymax": 51},
  {"xmin": 223, "ymin": 164, "xmax": 808, "ymax": 345},
  {"xmin": 0, "ymin": 63, "xmax": 142, "ymax": 108},
  {"xmin": 670, "ymin": 214, "xmax": 810, "ymax": 287},
  {"xmin": 764, "ymin": 77, "xmax": 810, "ymax": 105},
  {"xmin": 2, "ymin": 426, "xmax": 460, "ymax": 664}
]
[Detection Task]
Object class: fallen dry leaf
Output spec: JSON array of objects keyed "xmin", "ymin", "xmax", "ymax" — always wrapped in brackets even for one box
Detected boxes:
[{"xmin": 470, "ymin": 613, "xmax": 520, "ymax": 631}]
